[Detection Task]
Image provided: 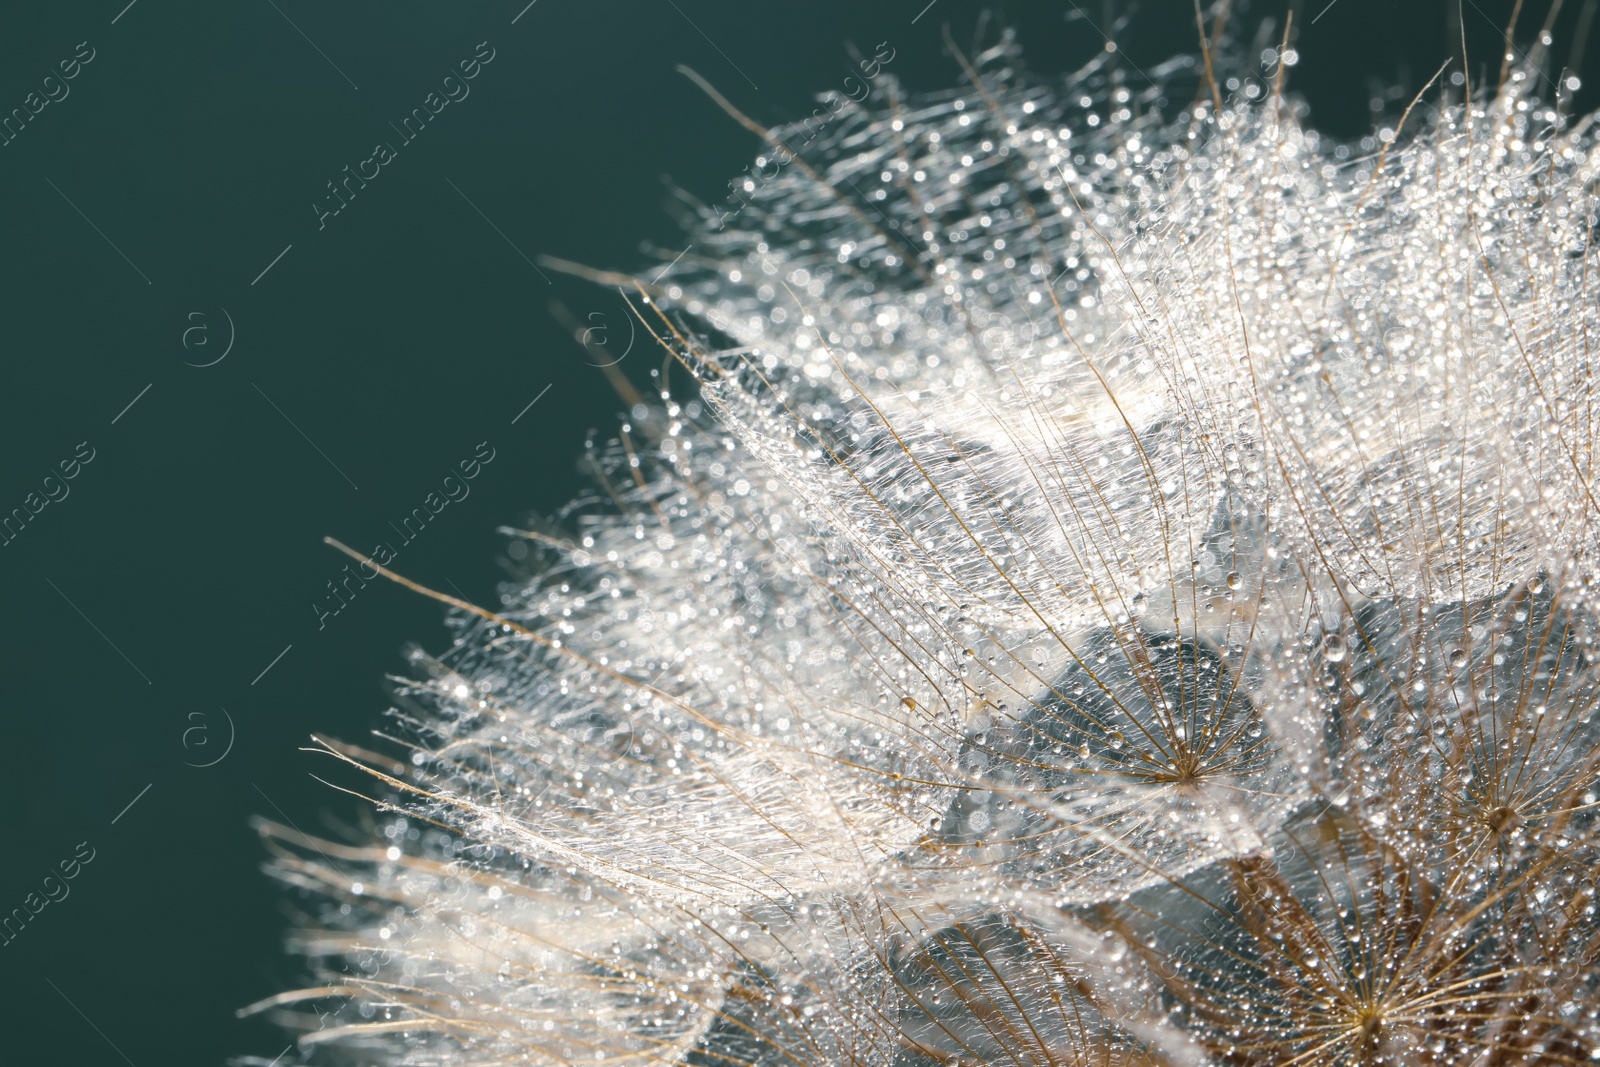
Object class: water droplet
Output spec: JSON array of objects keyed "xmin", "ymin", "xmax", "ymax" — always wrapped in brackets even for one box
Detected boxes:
[
  {"xmin": 1225, "ymin": 571, "xmax": 1242, "ymax": 590},
  {"xmin": 1448, "ymin": 648, "xmax": 1468, "ymax": 669},
  {"xmin": 1322, "ymin": 634, "xmax": 1347, "ymax": 662}
]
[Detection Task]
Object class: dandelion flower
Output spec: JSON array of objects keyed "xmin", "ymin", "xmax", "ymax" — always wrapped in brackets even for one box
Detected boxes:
[{"xmin": 247, "ymin": 22, "xmax": 1600, "ymax": 1067}]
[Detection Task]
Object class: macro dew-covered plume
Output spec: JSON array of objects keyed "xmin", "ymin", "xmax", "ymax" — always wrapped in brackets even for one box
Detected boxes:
[{"xmin": 247, "ymin": 18, "xmax": 1600, "ymax": 1067}]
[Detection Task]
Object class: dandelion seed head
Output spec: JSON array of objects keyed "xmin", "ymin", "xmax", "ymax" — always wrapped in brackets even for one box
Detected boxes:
[{"xmin": 253, "ymin": 24, "xmax": 1600, "ymax": 1067}]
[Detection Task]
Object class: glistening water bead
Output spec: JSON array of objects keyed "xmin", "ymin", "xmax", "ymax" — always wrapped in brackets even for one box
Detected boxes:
[{"xmin": 247, "ymin": 24, "xmax": 1600, "ymax": 1067}]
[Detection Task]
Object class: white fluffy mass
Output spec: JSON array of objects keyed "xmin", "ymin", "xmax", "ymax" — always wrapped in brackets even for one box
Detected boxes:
[{"xmin": 248, "ymin": 27, "xmax": 1600, "ymax": 1067}]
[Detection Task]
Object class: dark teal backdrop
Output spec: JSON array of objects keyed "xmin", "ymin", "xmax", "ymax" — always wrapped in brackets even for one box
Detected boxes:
[{"xmin": 0, "ymin": 0, "xmax": 1577, "ymax": 1062}]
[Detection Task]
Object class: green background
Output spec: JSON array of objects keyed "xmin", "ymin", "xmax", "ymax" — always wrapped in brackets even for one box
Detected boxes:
[{"xmin": 0, "ymin": 0, "xmax": 1576, "ymax": 1062}]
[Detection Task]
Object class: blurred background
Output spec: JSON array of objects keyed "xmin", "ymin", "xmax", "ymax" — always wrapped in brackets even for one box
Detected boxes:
[{"xmin": 0, "ymin": 0, "xmax": 1587, "ymax": 1061}]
